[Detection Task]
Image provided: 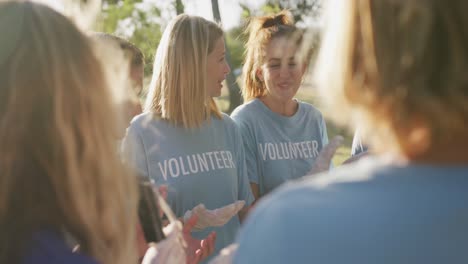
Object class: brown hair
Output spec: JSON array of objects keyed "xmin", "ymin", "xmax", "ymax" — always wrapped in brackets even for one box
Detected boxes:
[
  {"xmin": 316, "ymin": 0, "xmax": 468, "ymax": 152},
  {"xmin": 242, "ymin": 10, "xmax": 305, "ymax": 101},
  {"xmin": 92, "ymin": 32, "xmax": 144, "ymax": 69},
  {"xmin": 0, "ymin": 2, "xmax": 137, "ymax": 263}
]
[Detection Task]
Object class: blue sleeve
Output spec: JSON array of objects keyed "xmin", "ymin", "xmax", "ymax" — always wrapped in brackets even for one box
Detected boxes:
[
  {"xmin": 121, "ymin": 124, "xmax": 149, "ymax": 177},
  {"xmin": 235, "ymin": 119, "xmax": 260, "ymax": 184},
  {"xmin": 233, "ymin": 123, "xmax": 255, "ymax": 206}
]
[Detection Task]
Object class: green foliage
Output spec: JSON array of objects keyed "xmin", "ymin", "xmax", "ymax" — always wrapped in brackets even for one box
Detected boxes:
[
  {"xmin": 225, "ymin": 27, "xmax": 246, "ymax": 71},
  {"xmin": 96, "ymin": 0, "xmax": 162, "ymax": 76},
  {"xmin": 261, "ymin": 2, "xmax": 282, "ymax": 15}
]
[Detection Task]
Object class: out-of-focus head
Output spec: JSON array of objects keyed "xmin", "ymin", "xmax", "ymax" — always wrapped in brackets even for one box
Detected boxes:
[
  {"xmin": 0, "ymin": 1, "xmax": 137, "ymax": 263},
  {"xmin": 146, "ymin": 14, "xmax": 225, "ymax": 129},
  {"xmin": 91, "ymin": 33, "xmax": 144, "ymax": 96},
  {"xmin": 91, "ymin": 32, "xmax": 144, "ymax": 135},
  {"xmin": 243, "ymin": 10, "xmax": 313, "ymax": 102},
  {"xmin": 316, "ymin": 0, "xmax": 468, "ymax": 158}
]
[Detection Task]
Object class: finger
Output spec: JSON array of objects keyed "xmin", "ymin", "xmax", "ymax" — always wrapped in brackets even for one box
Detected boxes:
[
  {"xmin": 199, "ymin": 238, "xmax": 208, "ymax": 260},
  {"xmin": 206, "ymin": 232, "xmax": 216, "ymax": 257},
  {"xmin": 194, "ymin": 249, "xmax": 203, "ymax": 263},
  {"xmin": 183, "ymin": 213, "xmax": 199, "ymax": 233}
]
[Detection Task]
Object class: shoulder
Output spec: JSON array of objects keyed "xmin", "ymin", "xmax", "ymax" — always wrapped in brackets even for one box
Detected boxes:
[
  {"xmin": 297, "ymin": 100, "xmax": 324, "ymax": 120},
  {"xmin": 231, "ymin": 99, "xmax": 263, "ymax": 122},
  {"xmin": 219, "ymin": 112, "xmax": 237, "ymax": 128},
  {"xmin": 128, "ymin": 112, "xmax": 155, "ymax": 130},
  {"xmin": 256, "ymin": 157, "xmax": 382, "ymax": 212},
  {"xmin": 127, "ymin": 112, "xmax": 170, "ymax": 137},
  {"xmin": 234, "ymin": 158, "xmax": 388, "ymax": 262}
]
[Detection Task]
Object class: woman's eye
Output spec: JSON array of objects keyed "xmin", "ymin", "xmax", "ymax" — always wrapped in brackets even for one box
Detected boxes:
[{"xmin": 268, "ymin": 64, "xmax": 280, "ymax": 68}]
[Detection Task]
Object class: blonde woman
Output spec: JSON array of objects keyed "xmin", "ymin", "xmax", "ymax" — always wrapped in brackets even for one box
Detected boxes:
[
  {"xmin": 231, "ymin": 11, "xmax": 329, "ymax": 201},
  {"xmin": 0, "ymin": 1, "xmax": 138, "ymax": 263},
  {"xmin": 234, "ymin": 0, "xmax": 468, "ymax": 263},
  {"xmin": 122, "ymin": 14, "xmax": 254, "ymax": 260}
]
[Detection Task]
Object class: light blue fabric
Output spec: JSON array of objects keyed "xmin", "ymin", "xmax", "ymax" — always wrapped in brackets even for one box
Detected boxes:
[
  {"xmin": 231, "ymin": 99, "xmax": 329, "ymax": 196},
  {"xmin": 234, "ymin": 157, "xmax": 468, "ymax": 264},
  {"xmin": 122, "ymin": 112, "xmax": 254, "ymax": 257}
]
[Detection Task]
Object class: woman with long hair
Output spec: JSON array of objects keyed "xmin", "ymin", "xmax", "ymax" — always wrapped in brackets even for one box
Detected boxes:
[
  {"xmin": 0, "ymin": 1, "xmax": 138, "ymax": 263},
  {"xmin": 122, "ymin": 14, "xmax": 253, "ymax": 260},
  {"xmin": 231, "ymin": 10, "xmax": 329, "ymax": 202}
]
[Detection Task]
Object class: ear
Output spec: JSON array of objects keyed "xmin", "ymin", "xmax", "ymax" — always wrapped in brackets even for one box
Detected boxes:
[{"xmin": 256, "ymin": 68, "xmax": 264, "ymax": 82}]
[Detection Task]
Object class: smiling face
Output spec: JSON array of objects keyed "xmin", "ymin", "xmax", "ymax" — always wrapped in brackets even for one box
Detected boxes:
[
  {"xmin": 206, "ymin": 37, "xmax": 231, "ymax": 97},
  {"xmin": 257, "ymin": 36, "xmax": 306, "ymax": 103}
]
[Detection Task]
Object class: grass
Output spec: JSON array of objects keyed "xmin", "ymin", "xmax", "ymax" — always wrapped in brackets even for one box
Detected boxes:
[{"xmin": 215, "ymin": 83, "xmax": 353, "ymax": 165}]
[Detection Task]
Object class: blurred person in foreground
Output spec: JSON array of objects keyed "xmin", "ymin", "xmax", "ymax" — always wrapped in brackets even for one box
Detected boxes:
[
  {"xmin": 0, "ymin": 2, "xmax": 213, "ymax": 263},
  {"xmin": 233, "ymin": 0, "xmax": 468, "ymax": 263},
  {"xmin": 91, "ymin": 33, "xmax": 144, "ymax": 136}
]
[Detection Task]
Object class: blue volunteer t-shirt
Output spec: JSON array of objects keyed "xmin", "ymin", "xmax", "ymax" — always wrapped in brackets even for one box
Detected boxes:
[
  {"xmin": 123, "ymin": 112, "xmax": 254, "ymax": 257},
  {"xmin": 231, "ymin": 98, "xmax": 328, "ymax": 196},
  {"xmin": 234, "ymin": 157, "xmax": 468, "ymax": 264}
]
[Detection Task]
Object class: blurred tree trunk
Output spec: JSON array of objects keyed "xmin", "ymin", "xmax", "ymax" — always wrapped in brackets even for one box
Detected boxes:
[
  {"xmin": 211, "ymin": 0, "xmax": 243, "ymax": 113},
  {"xmin": 175, "ymin": 0, "xmax": 184, "ymax": 15}
]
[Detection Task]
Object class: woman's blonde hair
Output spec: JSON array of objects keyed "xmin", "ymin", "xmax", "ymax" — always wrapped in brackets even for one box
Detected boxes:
[
  {"xmin": 316, "ymin": 0, "xmax": 468, "ymax": 152},
  {"xmin": 0, "ymin": 2, "xmax": 137, "ymax": 263},
  {"xmin": 242, "ymin": 10, "xmax": 305, "ymax": 101},
  {"xmin": 145, "ymin": 14, "xmax": 223, "ymax": 128}
]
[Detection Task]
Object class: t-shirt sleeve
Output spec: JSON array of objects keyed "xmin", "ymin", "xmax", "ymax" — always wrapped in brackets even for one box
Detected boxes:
[
  {"xmin": 234, "ymin": 119, "xmax": 260, "ymax": 185},
  {"xmin": 121, "ymin": 124, "xmax": 150, "ymax": 178},
  {"xmin": 233, "ymin": 122, "xmax": 255, "ymax": 206}
]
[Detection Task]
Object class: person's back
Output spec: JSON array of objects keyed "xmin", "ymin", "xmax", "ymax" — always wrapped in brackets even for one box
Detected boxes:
[
  {"xmin": 235, "ymin": 158, "xmax": 468, "ymax": 263},
  {"xmin": 233, "ymin": 0, "xmax": 468, "ymax": 262}
]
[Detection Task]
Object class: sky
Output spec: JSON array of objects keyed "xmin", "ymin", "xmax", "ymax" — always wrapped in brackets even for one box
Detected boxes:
[{"xmin": 184, "ymin": 0, "xmax": 266, "ymax": 30}]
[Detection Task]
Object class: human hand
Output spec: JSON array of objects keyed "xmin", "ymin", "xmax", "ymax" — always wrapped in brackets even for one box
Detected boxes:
[
  {"xmin": 308, "ymin": 136, "xmax": 344, "ymax": 175},
  {"xmin": 183, "ymin": 201, "xmax": 245, "ymax": 231},
  {"xmin": 183, "ymin": 214, "xmax": 217, "ymax": 264},
  {"xmin": 141, "ymin": 221, "xmax": 186, "ymax": 264}
]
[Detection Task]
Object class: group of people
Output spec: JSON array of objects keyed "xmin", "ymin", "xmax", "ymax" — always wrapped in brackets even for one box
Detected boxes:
[{"xmin": 1, "ymin": 0, "xmax": 467, "ymax": 263}]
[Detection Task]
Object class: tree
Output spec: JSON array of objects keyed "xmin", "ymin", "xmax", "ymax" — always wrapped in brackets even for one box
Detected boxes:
[
  {"xmin": 97, "ymin": 0, "xmax": 163, "ymax": 76},
  {"xmin": 175, "ymin": 0, "xmax": 184, "ymax": 15},
  {"xmin": 211, "ymin": 0, "xmax": 243, "ymax": 113}
]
